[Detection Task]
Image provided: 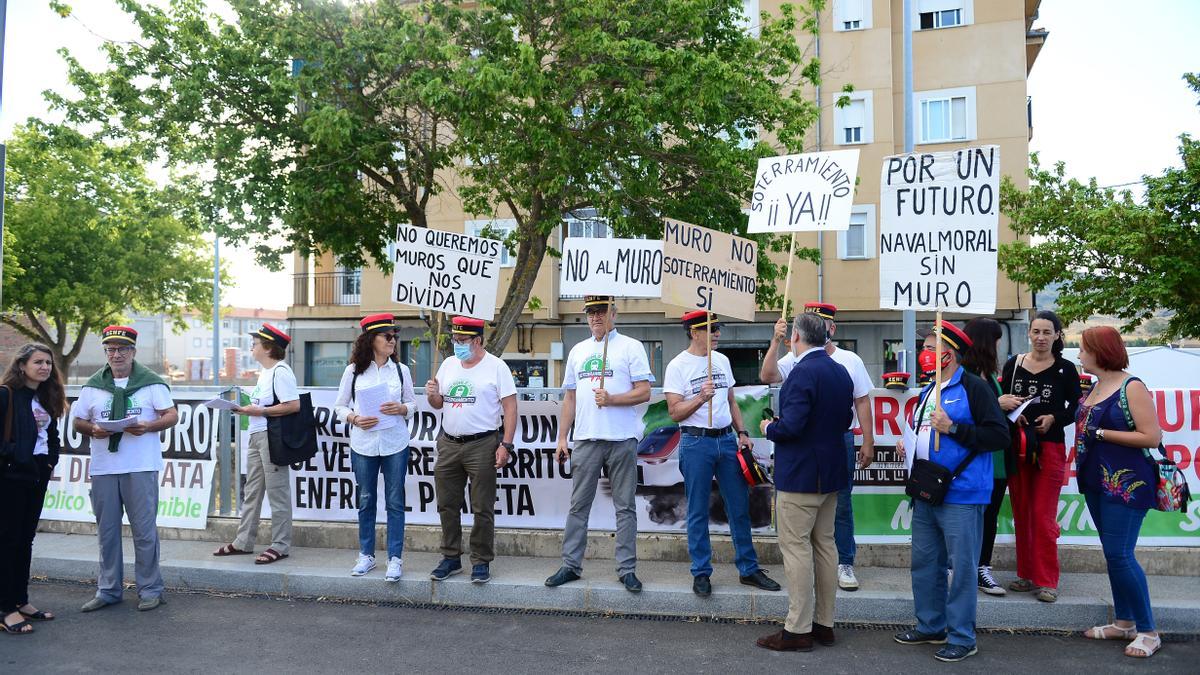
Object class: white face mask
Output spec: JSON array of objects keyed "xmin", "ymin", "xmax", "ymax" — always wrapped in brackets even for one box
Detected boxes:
[{"xmin": 453, "ymin": 342, "xmax": 473, "ymax": 361}]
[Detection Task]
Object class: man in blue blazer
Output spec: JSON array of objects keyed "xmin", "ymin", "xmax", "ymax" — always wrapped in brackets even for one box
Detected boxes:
[{"xmin": 756, "ymin": 312, "xmax": 854, "ymax": 652}]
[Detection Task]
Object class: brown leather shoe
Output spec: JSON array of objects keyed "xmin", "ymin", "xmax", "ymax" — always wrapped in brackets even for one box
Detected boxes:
[
  {"xmin": 812, "ymin": 623, "xmax": 836, "ymax": 646},
  {"xmin": 756, "ymin": 629, "xmax": 814, "ymax": 652}
]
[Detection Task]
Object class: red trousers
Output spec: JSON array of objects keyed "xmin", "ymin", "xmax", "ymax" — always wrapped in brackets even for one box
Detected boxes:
[{"xmin": 1008, "ymin": 441, "xmax": 1067, "ymax": 589}]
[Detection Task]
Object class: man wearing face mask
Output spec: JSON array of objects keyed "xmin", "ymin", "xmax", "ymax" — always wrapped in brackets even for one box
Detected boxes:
[
  {"xmin": 425, "ymin": 316, "xmax": 517, "ymax": 584},
  {"xmin": 545, "ymin": 296, "xmax": 653, "ymax": 592},
  {"xmin": 756, "ymin": 312, "xmax": 854, "ymax": 652},
  {"xmin": 894, "ymin": 321, "xmax": 1009, "ymax": 663}
]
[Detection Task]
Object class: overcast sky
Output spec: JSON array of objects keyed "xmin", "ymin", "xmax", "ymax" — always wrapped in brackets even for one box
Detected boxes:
[{"xmin": 3, "ymin": 1, "xmax": 1197, "ymax": 310}]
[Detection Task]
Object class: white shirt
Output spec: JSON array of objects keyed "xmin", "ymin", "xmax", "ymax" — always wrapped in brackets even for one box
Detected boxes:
[
  {"xmin": 913, "ymin": 389, "xmax": 938, "ymax": 462},
  {"xmin": 31, "ymin": 397, "xmax": 50, "ymax": 456},
  {"xmin": 334, "ymin": 359, "xmax": 416, "ymax": 456},
  {"xmin": 562, "ymin": 330, "xmax": 654, "ymax": 441},
  {"xmin": 778, "ymin": 345, "xmax": 871, "ymax": 429},
  {"xmin": 74, "ymin": 379, "xmax": 174, "ymax": 476},
  {"xmin": 663, "ymin": 349, "xmax": 735, "ymax": 429},
  {"xmin": 246, "ymin": 362, "xmax": 300, "ymax": 434},
  {"xmin": 436, "ymin": 352, "xmax": 517, "ymax": 437}
]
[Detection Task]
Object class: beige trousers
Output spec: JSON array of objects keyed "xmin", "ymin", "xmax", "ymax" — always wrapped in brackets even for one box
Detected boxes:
[{"xmin": 777, "ymin": 490, "xmax": 839, "ymax": 633}]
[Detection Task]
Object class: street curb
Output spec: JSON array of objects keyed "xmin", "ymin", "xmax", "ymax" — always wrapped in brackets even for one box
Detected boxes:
[{"xmin": 31, "ymin": 553, "xmax": 1200, "ymax": 635}]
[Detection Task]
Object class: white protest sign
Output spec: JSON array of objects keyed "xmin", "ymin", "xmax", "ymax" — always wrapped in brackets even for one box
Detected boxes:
[
  {"xmin": 560, "ymin": 238, "xmax": 662, "ymax": 298},
  {"xmin": 879, "ymin": 145, "xmax": 1000, "ymax": 314},
  {"xmin": 747, "ymin": 150, "xmax": 860, "ymax": 232},
  {"xmin": 661, "ymin": 219, "xmax": 758, "ymax": 321},
  {"xmin": 391, "ymin": 224, "xmax": 504, "ymax": 320}
]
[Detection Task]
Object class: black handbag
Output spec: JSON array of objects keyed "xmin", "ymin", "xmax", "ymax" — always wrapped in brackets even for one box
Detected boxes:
[{"xmin": 264, "ymin": 365, "xmax": 319, "ymax": 467}]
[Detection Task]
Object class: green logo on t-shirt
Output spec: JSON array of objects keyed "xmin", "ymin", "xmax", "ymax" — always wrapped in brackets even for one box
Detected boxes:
[
  {"xmin": 446, "ymin": 380, "xmax": 476, "ymax": 408},
  {"xmin": 579, "ymin": 353, "xmax": 613, "ymax": 381}
]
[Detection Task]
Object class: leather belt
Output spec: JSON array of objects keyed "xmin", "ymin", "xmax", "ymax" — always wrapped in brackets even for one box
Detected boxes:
[
  {"xmin": 679, "ymin": 425, "xmax": 733, "ymax": 438},
  {"xmin": 440, "ymin": 430, "xmax": 498, "ymax": 444}
]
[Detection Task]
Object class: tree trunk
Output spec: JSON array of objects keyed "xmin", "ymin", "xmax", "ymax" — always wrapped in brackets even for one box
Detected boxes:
[{"xmin": 487, "ymin": 224, "xmax": 550, "ymax": 356}]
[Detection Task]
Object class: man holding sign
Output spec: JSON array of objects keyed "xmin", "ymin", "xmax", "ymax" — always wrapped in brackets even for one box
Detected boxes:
[
  {"xmin": 425, "ymin": 316, "xmax": 517, "ymax": 585},
  {"xmin": 893, "ymin": 321, "xmax": 1008, "ymax": 663},
  {"xmin": 545, "ymin": 296, "xmax": 653, "ymax": 593},
  {"xmin": 663, "ymin": 311, "xmax": 780, "ymax": 597}
]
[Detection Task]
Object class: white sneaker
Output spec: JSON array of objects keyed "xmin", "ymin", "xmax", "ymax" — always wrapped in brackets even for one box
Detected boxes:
[
  {"xmin": 385, "ymin": 557, "xmax": 403, "ymax": 582},
  {"xmin": 837, "ymin": 564, "xmax": 859, "ymax": 591},
  {"xmin": 351, "ymin": 553, "xmax": 376, "ymax": 576}
]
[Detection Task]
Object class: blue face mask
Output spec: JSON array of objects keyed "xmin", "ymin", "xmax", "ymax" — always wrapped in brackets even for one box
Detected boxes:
[{"xmin": 453, "ymin": 342, "xmax": 473, "ymax": 361}]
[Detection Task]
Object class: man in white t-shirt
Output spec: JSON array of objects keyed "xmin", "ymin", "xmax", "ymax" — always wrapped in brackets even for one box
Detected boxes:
[
  {"xmin": 759, "ymin": 302, "xmax": 874, "ymax": 591},
  {"xmin": 545, "ymin": 296, "xmax": 652, "ymax": 593},
  {"xmin": 72, "ymin": 325, "xmax": 178, "ymax": 613},
  {"xmin": 663, "ymin": 310, "xmax": 780, "ymax": 598},
  {"xmin": 425, "ymin": 316, "xmax": 517, "ymax": 584}
]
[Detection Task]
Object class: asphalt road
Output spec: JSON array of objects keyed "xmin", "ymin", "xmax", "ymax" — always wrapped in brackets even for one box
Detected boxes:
[{"xmin": 2, "ymin": 582, "xmax": 1194, "ymax": 674}]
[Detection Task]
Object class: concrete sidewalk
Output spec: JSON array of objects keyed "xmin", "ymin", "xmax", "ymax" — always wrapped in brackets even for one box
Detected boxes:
[{"xmin": 31, "ymin": 532, "xmax": 1200, "ymax": 635}]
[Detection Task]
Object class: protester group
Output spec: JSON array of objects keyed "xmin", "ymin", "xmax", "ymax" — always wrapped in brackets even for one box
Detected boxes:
[{"xmin": 0, "ymin": 301, "xmax": 1176, "ymax": 661}]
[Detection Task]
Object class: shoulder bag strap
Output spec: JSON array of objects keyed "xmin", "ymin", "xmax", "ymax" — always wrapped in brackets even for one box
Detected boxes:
[
  {"xmin": 269, "ymin": 364, "xmax": 279, "ymax": 407},
  {"xmin": 350, "ymin": 371, "xmax": 358, "ymax": 404},
  {"xmin": 1116, "ymin": 376, "xmax": 1159, "ymax": 462}
]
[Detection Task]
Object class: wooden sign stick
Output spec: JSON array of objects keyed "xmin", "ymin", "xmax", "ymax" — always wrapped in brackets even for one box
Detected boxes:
[
  {"xmin": 707, "ymin": 312, "xmax": 714, "ymax": 426},
  {"xmin": 781, "ymin": 232, "xmax": 796, "ymax": 321},
  {"xmin": 934, "ymin": 309, "xmax": 943, "ymax": 453}
]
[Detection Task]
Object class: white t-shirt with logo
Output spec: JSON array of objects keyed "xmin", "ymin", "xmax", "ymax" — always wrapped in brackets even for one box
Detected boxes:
[
  {"xmin": 778, "ymin": 346, "xmax": 871, "ymax": 429},
  {"xmin": 562, "ymin": 330, "xmax": 654, "ymax": 441},
  {"xmin": 247, "ymin": 362, "xmax": 300, "ymax": 434},
  {"xmin": 436, "ymin": 352, "xmax": 517, "ymax": 437},
  {"xmin": 31, "ymin": 398, "xmax": 51, "ymax": 456},
  {"xmin": 663, "ymin": 349, "xmax": 735, "ymax": 429},
  {"xmin": 74, "ymin": 379, "xmax": 175, "ymax": 476}
]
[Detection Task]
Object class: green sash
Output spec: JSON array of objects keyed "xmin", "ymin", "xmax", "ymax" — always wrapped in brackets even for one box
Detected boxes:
[{"xmin": 83, "ymin": 362, "xmax": 169, "ymax": 452}]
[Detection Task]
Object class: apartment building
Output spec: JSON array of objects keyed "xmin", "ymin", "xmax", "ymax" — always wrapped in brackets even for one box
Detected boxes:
[{"xmin": 288, "ymin": 0, "xmax": 1048, "ymax": 387}]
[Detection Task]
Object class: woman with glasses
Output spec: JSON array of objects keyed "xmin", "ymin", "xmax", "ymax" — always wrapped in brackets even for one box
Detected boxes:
[
  {"xmin": 0, "ymin": 344, "xmax": 66, "ymax": 634},
  {"xmin": 214, "ymin": 324, "xmax": 299, "ymax": 565},
  {"xmin": 334, "ymin": 314, "xmax": 416, "ymax": 581}
]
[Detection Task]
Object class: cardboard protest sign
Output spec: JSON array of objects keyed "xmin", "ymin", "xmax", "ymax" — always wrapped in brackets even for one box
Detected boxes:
[
  {"xmin": 560, "ymin": 238, "xmax": 662, "ymax": 298},
  {"xmin": 661, "ymin": 219, "xmax": 758, "ymax": 321},
  {"xmin": 391, "ymin": 224, "xmax": 504, "ymax": 320},
  {"xmin": 747, "ymin": 150, "xmax": 860, "ymax": 232},
  {"xmin": 878, "ymin": 146, "xmax": 1000, "ymax": 314}
]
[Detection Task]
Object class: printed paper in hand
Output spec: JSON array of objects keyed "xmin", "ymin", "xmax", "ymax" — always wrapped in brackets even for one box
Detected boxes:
[
  {"xmin": 96, "ymin": 415, "xmax": 140, "ymax": 433},
  {"xmin": 355, "ymin": 382, "xmax": 397, "ymax": 431},
  {"xmin": 1007, "ymin": 396, "xmax": 1041, "ymax": 423},
  {"xmin": 203, "ymin": 397, "xmax": 240, "ymax": 410}
]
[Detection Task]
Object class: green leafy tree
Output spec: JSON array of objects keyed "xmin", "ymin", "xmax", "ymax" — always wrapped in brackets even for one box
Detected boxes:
[
  {"xmin": 54, "ymin": 0, "xmax": 827, "ymax": 355},
  {"xmin": 1000, "ymin": 73, "xmax": 1200, "ymax": 340},
  {"xmin": 1, "ymin": 120, "xmax": 221, "ymax": 372}
]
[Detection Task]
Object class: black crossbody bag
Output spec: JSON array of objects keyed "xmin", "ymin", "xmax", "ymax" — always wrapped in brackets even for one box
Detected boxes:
[
  {"xmin": 904, "ymin": 388, "xmax": 983, "ymax": 506},
  {"xmin": 264, "ymin": 364, "xmax": 320, "ymax": 467}
]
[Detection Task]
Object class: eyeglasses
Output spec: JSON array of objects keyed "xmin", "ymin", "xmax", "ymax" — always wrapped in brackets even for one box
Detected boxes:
[
  {"xmin": 381, "ymin": 333, "xmax": 398, "ymax": 342},
  {"xmin": 103, "ymin": 346, "xmax": 134, "ymax": 355},
  {"xmin": 451, "ymin": 336, "xmax": 476, "ymax": 345}
]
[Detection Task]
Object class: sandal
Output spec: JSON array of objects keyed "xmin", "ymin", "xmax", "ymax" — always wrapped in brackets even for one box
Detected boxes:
[
  {"xmin": 1084, "ymin": 623, "xmax": 1136, "ymax": 641},
  {"xmin": 213, "ymin": 543, "xmax": 253, "ymax": 557},
  {"xmin": 1035, "ymin": 587, "xmax": 1059, "ymax": 603},
  {"xmin": 1, "ymin": 617, "xmax": 33, "ymax": 635},
  {"xmin": 1008, "ymin": 578, "xmax": 1036, "ymax": 592},
  {"xmin": 255, "ymin": 548, "xmax": 289, "ymax": 565},
  {"xmin": 1125, "ymin": 633, "xmax": 1161, "ymax": 658},
  {"xmin": 17, "ymin": 607, "xmax": 54, "ymax": 621}
]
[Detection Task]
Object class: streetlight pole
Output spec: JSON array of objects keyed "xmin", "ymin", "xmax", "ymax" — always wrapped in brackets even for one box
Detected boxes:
[
  {"xmin": 900, "ymin": 0, "xmax": 916, "ymax": 379},
  {"xmin": 212, "ymin": 235, "xmax": 220, "ymax": 385}
]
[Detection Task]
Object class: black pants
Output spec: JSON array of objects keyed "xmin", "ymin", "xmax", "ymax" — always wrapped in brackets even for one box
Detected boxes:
[
  {"xmin": 0, "ymin": 462, "xmax": 50, "ymax": 611},
  {"xmin": 978, "ymin": 477, "xmax": 1008, "ymax": 567}
]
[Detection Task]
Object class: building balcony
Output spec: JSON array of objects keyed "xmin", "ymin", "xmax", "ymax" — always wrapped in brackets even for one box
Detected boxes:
[{"xmin": 293, "ymin": 270, "xmax": 362, "ymax": 307}]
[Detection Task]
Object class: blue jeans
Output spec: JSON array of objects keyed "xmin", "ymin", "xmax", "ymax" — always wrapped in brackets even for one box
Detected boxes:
[
  {"xmin": 1085, "ymin": 492, "xmax": 1155, "ymax": 632},
  {"xmin": 351, "ymin": 448, "xmax": 410, "ymax": 560},
  {"xmin": 911, "ymin": 500, "xmax": 985, "ymax": 648},
  {"xmin": 834, "ymin": 431, "xmax": 856, "ymax": 565},
  {"xmin": 678, "ymin": 431, "xmax": 760, "ymax": 578}
]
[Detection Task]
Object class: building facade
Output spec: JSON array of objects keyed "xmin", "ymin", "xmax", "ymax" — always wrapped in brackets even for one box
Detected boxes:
[{"xmin": 288, "ymin": 0, "xmax": 1047, "ymax": 387}]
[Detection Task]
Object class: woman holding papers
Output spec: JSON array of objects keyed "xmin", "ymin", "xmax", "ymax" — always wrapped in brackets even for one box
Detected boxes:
[
  {"xmin": 0, "ymin": 344, "xmax": 66, "ymax": 634},
  {"xmin": 215, "ymin": 323, "xmax": 299, "ymax": 565},
  {"xmin": 334, "ymin": 314, "xmax": 417, "ymax": 582},
  {"xmin": 998, "ymin": 311, "xmax": 1081, "ymax": 603}
]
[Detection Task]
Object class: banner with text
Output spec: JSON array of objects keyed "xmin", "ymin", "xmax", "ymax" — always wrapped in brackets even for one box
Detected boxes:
[
  {"xmin": 879, "ymin": 146, "xmax": 1000, "ymax": 314},
  {"xmin": 240, "ymin": 386, "xmax": 777, "ymax": 533},
  {"xmin": 44, "ymin": 395, "xmax": 219, "ymax": 529},
  {"xmin": 747, "ymin": 150, "xmax": 860, "ymax": 233},
  {"xmin": 391, "ymin": 223, "xmax": 504, "ymax": 320},
  {"xmin": 560, "ymin": 238, "xmax": 662, "ymax": 298},
  {"xmin": 660, "ymin": 219, "xmax": 758, "ymax": 321}
]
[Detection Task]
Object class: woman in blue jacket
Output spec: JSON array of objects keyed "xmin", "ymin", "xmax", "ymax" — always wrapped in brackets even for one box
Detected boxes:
[
  {"xmin": 0, "ymin": 344, "xmax": 66, "ymax": 635},
  {"xmin": 894, "ymin": 322, "xmax": 1009, "ymax": 663}
]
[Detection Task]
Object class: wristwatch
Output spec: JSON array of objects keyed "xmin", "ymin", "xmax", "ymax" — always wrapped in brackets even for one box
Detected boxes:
[
  {"xmin": 501, "ymin": 441, "xmax": 515, "ymax": 451},
  {"xmin": 737, "ymin": 430, "xmax": 750, "ymax": 437},
  {"xmin": 1096, "ymin": 428, "xmax": 1106, "ymax": 441},
  {"xmin": 947, "ymin": 423, "xmax": 959, "ymax": 436}
]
